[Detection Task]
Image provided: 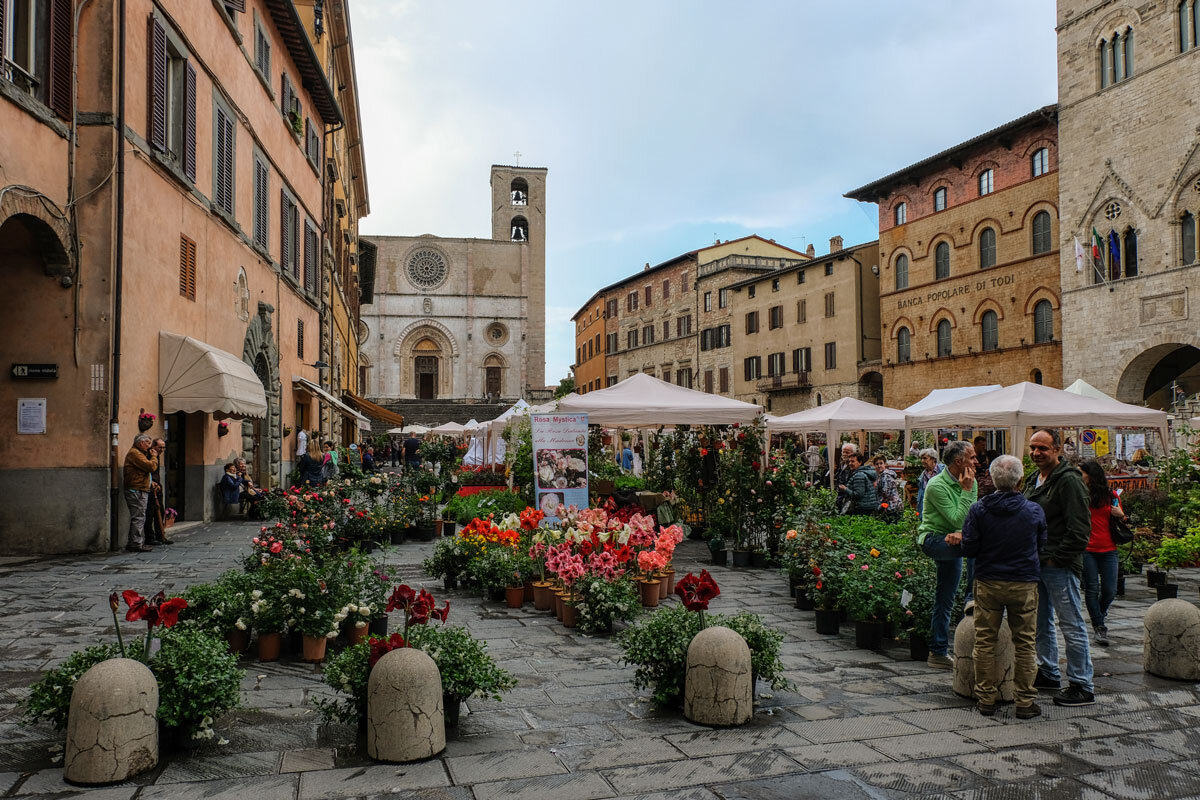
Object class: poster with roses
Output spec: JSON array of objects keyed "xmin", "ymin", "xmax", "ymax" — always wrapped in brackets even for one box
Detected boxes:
[{"xmin": 531, "ymin": 413, "xmax": 589, "ymax": 524}]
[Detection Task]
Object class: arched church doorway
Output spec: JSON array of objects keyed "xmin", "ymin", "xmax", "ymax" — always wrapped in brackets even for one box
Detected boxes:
[
  {"xmin": 484, "ymin": 354, "xmax": 504, "ymax": 399},
  {"xmin": 1117, "ymin": 342, "xmax": 1200, "ymax": 410},
  {"xmin": 414, "ymin": 337, "xmax": 441, "ymax": 399}
]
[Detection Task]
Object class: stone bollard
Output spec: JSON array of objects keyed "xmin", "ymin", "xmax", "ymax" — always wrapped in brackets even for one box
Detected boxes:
[
  {"xmin": 953, "ymin": 615, "xmax": 1015, "ymax": 701},
  {"xmin": 684, "ymin": 626, "xmax": 753, "ymax": 727},
  {"xmin": 64, "ymin": 658, "xmax": 158, "ymax": 784},
  {"xmin": 367, "ymin": 647, "xmax": 445, "ymax": 762},
  {"xmin": 1144, "ymin": 599, "xmax": 1200, "ymax": 681}
]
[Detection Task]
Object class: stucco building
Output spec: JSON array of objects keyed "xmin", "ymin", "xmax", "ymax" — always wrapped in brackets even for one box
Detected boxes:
[
  {"xmin": 360, "ymin": 165, "xmax": 547, "ymax": 403},
  {"xmin": 0, "ymin": 0, "xmax": 367, "ymax": 553},
  {"xmin": 571, "ymin": 292, "xmax": 608, "ymax": 394},
  {"xmin": 728, "ymin": 238, "xmax": 881, "ymax": 413},
  {"xmin": 846, "ymin": 106, "xmax": 1063, "ymax": 410},
  {"xmin": 1057, "ymin": 0, "xmax": 1200, "ymax": 411}
]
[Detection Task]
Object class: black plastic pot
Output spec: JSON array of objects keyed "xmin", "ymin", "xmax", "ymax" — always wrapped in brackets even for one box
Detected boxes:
[
  {"xmin": 1147, "ymin": 569, "xmax": 1167, "ymax": 587},
  {"xmin": 390, "ymin": 529, "xmax": 405, "ymax": 545},
  {"xmin": 788, "ymin": 575, "xmax": 800, "ymax": 598},
  {"xmin": 854, "ymin": 620, "xmax": 883, "ymax": 650},
  {"xmin": 368, "ymin": 616, "xmax": 388, "ymax": 637},
  {"xmin": 814, "ymin": 608, "xmax": 840, "ymax": 635},
  {"xmin": 415, "ymin": 524, "xmax": 437, "ymax": 542},
  {"xmin": 1156, "ymin": 583, "xmax": 1178, "ymax": 600},
  {"xmin": 795, "ymin": 592, "xmax": 815, "ymax": 611},
  {"xmin": 443, "ymin": 574, "xmax": 458, "ymax": 592},
  {"xmin": 909, "ymin": 634, "xmax": 930, "ymax": 662},
  {"xmin": 750, "ymin": 551, "xmax": 768, "ymax": 569},
  {"xmin": 710, "ymin": 549, "xmax": 728, "ymax": 567},
  {"xmin": 731, "ymin": 550, "xmax": 752, "ymax": 568},
  {"xmin": 488, "ymin": 586, "xmax": 506, "ymax": 603},
  {"xmin": 444, "ymin": 693, "xmax": 462, "ymax": 727},
  {"xmin": 442, "ymin": 521, "xmax": 457, "ymax": 537},
  {"xmin": 362, "ymin": 540, "xmax": 379, "ymax": 553}
]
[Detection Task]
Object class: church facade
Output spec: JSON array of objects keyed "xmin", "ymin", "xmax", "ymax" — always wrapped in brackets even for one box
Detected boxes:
[{"xmin": 359, "ymin": 165, "xmax": 547, "ymax": 401}]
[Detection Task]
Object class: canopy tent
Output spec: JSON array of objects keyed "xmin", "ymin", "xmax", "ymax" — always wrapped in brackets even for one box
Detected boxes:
[
  {"xmin": 428, "ymin": 421, "xmax": 466, "ymax": 435},
  {"xmin": 463, "ymin": 419, "xmax": 480, "ymax": 431},
  {"xmin": 904, "ymin": 385, "xmax": 1001, "ymax": 413},
  {"xmin": 158, "ymin": 332, "xmax": 267, "ymax": 419},
  {"xmin": 463, "ymin": 434, "xmax": 506, "ymax": 467},
  {"xmin": 293, "ymin": 377, "xmax": 371, "ymax": 430},
  {"xmin": 387, "ymin": 424, "xmax": 430, "ymax": 436},
  {"xmin": 905, "ymin": 382, "xmax": 1169, "ymax": 456},
  {"xmin": 556, "ymin": 373, "xmax": 762, "ymax": 427},
  {"xmin": 344, "ymin": 392, "xmax": 406, "ymax": 428},
  {"xmin": 1063, "ymin": 378, "xmax": 1117, "ymax": 401},
  {"xmin": 767, "ymin": 397, "xmax": 909, "ymax": 489}
]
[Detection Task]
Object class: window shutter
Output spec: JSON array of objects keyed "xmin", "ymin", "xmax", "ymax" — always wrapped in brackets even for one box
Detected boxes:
[
  {"xmin": 304, "ymin": 221, "xmax": 317, "ymax": 292},
  {"xmin": 179, "ymin": 235, "xmax": 196, "ymax": 300},
  {"xmin": 48, "ymin": 0, "xmax": 74, "ymax": 119},
  {"xmin": 254, "ymin": 160, "xmax": 269, "ymax": 248},
  {"xmin": 280, "ymin": 191, "xmax": 291, "ymax": 271},
  {"xmin": 282, "ymin": 73, "xmax": 294, "ymax": 117},
  {"xmin": 148, "ymin": 16, "xmax": 168, "ymax": 152},
  {"xmin": 226, "ymin": 0, "xmax": 246, "ymax": 11},
  {"xmin": 0, "ymin": 3, "xmax": 5, "ymax": 74},
  {"xmin": 183, "ymin": 62, "xmax": 197, "ymax": 181}
]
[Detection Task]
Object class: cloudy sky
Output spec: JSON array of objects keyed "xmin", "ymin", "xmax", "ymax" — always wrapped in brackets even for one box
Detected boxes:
[{"xmin": 350, "ymin": 1, "xmax": 1058, "ymax": 387}]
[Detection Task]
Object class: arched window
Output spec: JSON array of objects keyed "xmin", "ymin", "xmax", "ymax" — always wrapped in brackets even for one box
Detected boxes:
[
  {"xmin": 981, "ymin": 311, "xmax": 999, "ymax": 352},
  {"xmin": 1180, "ymin": 0, "xmax": 1197, "ymax": 52},
  {"xmin": 933, "ymin": 187, "xmax": 947, "ymax": 212},
  {"xmin": 1031, "ymin": 368, "xmax": 1044, "ymax": 385},
  {"xmin": 510, "ymin": 216, "xmax": 528, "ymax": 242},
  {"xmin": 1032, "ymin": 211, "xmax": 1052, "ymax": 255},
  {"xmin": 894, "ymin": 254, "xmax": 909, "ymax": 290},
  {"xmin": 978, "ymin": 169, "xmax": 994, "ymax": 196},
  {"xmin": 894, "ymin": 202, "xmax": 907, "ymax": 225},
  {"xmin": 937, "ymin": 319, "xmax": 952, "ymax": 357},
  {"xmin": 1031, "ymin": 148, "xmax": 1049, "ymax": 177},
  {"xmin": 897, "ymin": 327, "xmax": 911, "ymax": 363},
  {"xmin": 1034, "ymin": 300, "xmax": 1053, "ymax": 343},
  {"xmin": 1100, "ymin": 36, "xmax": 1112, "ymax": 88},
  {"xmin": 1123, "ymin": 228, "xmax": 1138, "ymax": 277},
  {"xmin": 979, "ymin": 228, "xmax": 997, "ymax": 269},
  {"xmin": 1183, "ymin": 211, "xmax": 1197, "ymax": 266},
  {"xmin": 1102, "ymin": 28, "xmax": 1134, "ymax": 87},
  {"xmin": 935, "ymin": 241, "xmax": 950, "ymax": 280},
  {"xmin": 510, "ymin": 178, "xmax": 528, "ymax": 205}
]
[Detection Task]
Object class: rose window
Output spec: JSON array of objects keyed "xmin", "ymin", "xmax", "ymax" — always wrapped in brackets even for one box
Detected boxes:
[
  {"xmin": 1104, "ymin": 202, "xmax": 1122, "ymax": 220},
  {"xmin": 406, "ymin": 249, "xmax": 448, "ymax": 290}
]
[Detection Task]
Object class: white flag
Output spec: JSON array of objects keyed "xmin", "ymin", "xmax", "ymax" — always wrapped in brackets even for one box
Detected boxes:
[{"xmin": 1074, "ymin": 236, "xmax": 1085, "ymax": 273}]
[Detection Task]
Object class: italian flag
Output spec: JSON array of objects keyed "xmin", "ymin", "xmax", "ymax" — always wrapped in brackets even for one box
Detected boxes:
[{"xmin": 1092, "ymin": 228, "xmax": 1104, "ymax": 266}]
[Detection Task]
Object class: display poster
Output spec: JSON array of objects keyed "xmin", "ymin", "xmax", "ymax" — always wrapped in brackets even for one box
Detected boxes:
[
  {"xmin": 17, "ymin": 398, "xmax": 47, "ymax": 435},
  {"xmin": 1080, "ymin": 428, "xmax": 1109, "ymax": 458},
  {"xmin": 1124, "ymin": 433, "xmax": 1145, "ymax": 459},
  {"xmin": 531, "ymin": 413, "xmax": 589, "ymax": 524}
]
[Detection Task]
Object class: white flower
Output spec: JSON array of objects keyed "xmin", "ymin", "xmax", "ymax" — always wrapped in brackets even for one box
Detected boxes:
[
  {"xmin": 234, "ymin": 619, "xmax": 247, "ymax": 631},
  {"xmin": 251, "ymin": 590, "xmax": 263, "ymax": 599},
  {"xmin": 347, "ymin": 604, "xmax": 359, "ymax": 613},
  {"xmin": 355, "ymin": 620, "xmax": 367, "ymax": 629},
  {"xmin": 298, "ymin": 607, "xmax": 306, "ymax": 614},
  {"xmin": 325, "ymin": 630, "xmax": 338, "ymax": 638}
]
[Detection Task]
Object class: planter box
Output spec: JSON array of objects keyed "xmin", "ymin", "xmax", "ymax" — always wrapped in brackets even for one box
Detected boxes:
[{"xmin": 636, "ymin": 492, "xmax": 666, "ymax": 512}]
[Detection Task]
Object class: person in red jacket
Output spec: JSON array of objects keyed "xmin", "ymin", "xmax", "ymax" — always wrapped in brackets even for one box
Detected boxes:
[{"xmin": 1078, "ymin": 459, "xmax": 1124, "ymax": 647}]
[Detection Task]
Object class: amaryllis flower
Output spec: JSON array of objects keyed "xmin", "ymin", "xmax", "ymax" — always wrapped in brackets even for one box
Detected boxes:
[
  {"xmin": 368, "ymin": 632, "xmax": 408, "ymax": 668},
  {"xmin": 122, "ymin": 590, "xmax": 188, "ymax": 630},
  {"xmin": 675, "ymin": 570, "xmax": 720, "ymax": 612}
]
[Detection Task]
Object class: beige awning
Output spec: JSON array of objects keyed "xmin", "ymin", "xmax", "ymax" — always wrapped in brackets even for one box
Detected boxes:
[
  {"xmin": 159, "ymin": 332, "xmax": 267, "ymax": 419},
  {"xmin": 293, "ymin": 377, "xmax": 370, "ymax": 428}
]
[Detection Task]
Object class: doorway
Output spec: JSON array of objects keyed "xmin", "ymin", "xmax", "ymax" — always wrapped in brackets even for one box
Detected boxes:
[
  {"xmin": 486, "ymin": 366, "xmax": 501, "ymax": 397},
  {"xmin": 164, "ymin": 412, "xmax": 187, "ymax": 520},
  {"xmin": 416, "ymin": 356, "xmax": 438, "ymax": 400},
  {"xmin": 252, "ymin": 354, "xmax": 272, "ymax": 484}
]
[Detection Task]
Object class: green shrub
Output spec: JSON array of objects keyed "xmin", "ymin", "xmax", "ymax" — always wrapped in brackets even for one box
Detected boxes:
[
  {"xmin": 442, "ymin": 489, "xmax": 528, "ymax": 524},
  {"xmin": 152, "ymin": 625, "xmax": 243, "ymax": 740},
  {"xmin": 314, "ymin": 642, "xmax": 369, "ymax": 725},
  {"xmin": 407, "ymin": 624, "xmax": 517, "ymax": 702},
  {"xmin": 573, "ymin": 575, "xmax": 640, "ymax": 635},
  {"xmin": 21, "ymin": 643, "xmax": 139, "ymax": 730}
]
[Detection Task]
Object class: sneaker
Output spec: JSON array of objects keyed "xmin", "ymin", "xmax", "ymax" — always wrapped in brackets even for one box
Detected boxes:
[
  {"xmin": 976, "ymin": 700, "xmax": 996, "ymax": 717},
  {"xmin": 964, "ymin": 600, "xmax": 975, "ymax": 616},
  {"xmin": 1095, "ymin": 626, "xmax": 1109, "ymax": 646},
  {"xmin": 1052, "ymin": 684, "xmax": 1096, "ymax": 707},
  {"xmin": 926, "ymin": 653, "xmax": 954, "ymax": 670},
  {"xmin": 1033, "ymin": 671, "xmax": 1061, "ymax": 690},
  {"xmin": 1015, "ymin": 703, "xmax": 1043, "ymax": 720}
]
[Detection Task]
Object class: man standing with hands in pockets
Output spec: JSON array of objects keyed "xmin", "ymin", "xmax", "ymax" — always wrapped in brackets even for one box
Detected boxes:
[{"xmin": 916, "ymin": 440, "xmax": 979, "ymax": 669}]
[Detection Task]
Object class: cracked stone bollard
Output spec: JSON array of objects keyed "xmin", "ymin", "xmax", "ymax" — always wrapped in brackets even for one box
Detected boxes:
[
  {"xmin": 684, "ymin": 626, "xmax": 752, "ymax": 727},
  {"xmin": 367, "ymin": 647, "xmax": 445, "ymax": 762},
  {"xmin": 953, "ymin": 615, "xmax": 1015, "ymax": 701},
  {"xmin": 1144, "ymin": 598, "xmax": 1200, "ymax": 681},
  {"xmin": 64, "ymin": 658, "xmax": 158, "ymax": 784}
]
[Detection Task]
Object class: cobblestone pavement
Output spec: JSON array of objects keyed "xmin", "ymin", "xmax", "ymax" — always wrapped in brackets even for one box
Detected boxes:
[{"xmin": 1, "ymin": 521, "xmax": 1199, "ymax": 800}]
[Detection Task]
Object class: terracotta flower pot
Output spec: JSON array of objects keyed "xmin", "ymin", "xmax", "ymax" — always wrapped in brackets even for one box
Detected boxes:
[
  {"xmin": 639, "ymin": 578, "xmax": 662, "ymax": 608},
  {"xmin": 523, "ymin": 582, "xmax": 535, "ymax": 602},
  {"xmin": 657, "ymin": 572, "xmax": 669, "ymax": 600},
  {"xmin": 554, "ymin": 591, "xmax": 565, "ymax": 620},
  {"xmin": 533, "ymin": 581, "xmax": 554, "ymax": 610},
  {"xmin": 302, "ymin": 634, "xmax": 328, "ymax": 663},
  {"xmin": 349, "ymin": 624, "xmax": 370, "ymax": 645},
  {"xmin": 505, "ymin": 586, "xmax": 525, "ymax": 608},
  {"xmin": 562, "ymin": 601, "xmax": 578, "ymax": 628},
  {"xmin": 226, "ymin": 628, "xmax": 250, "ymax": 655},
  {"xmin": 665, "ymin": 569, "xmax": 676, "ymax": 595},
  {"xmin": 257, "ymin": 631, "xmax": 282, "ymax": 662},
  {"xmin": 434, "ymin": 519, "xmax": 444, "ymax": 537}
]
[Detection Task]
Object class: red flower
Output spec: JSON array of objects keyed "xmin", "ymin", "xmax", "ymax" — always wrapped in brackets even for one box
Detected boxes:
[
  {"xmin": 674, "ymin": 569, "xmax": 720, "ymax": 612},
  {"xmin": 368, "ymin": 633, "xmax": 408, "ymax": 668},
  {"xmin": 430, "ymin": 601, "xmax": 450, "ymax": 623},
  {"xmin": 122, "ymin": 590, "xmax": 188, "ymax": 630},
  {"xmin": 699, "ymin": 448, "xmax": 709, "ymax": 456},
  {"xmin": 157, "ymin": 597, "xmax": 187, "ymax": 627}
]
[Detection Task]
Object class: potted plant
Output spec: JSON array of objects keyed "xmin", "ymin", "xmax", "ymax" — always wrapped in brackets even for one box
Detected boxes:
[
  {"xmin": 707, "ymin": 533, "xmax": 728, "ymax": 566},
  {"xmin": 636, "ymin": 550, "xmax": 665, "ymax": 608},
  {"xmin": 152, "ymin": 624, "xmax": 244, "ymax": 746},
  {"xmin": 504, "ymin": 569, "xmax": 525, "ymax": 609},
  {"xmin": 423, "ymin": 537, "xmax": 468, "ymax": 591},
  {"xmin": 137, "ymin": 411, "xmax": 156, "ymax": 432},
  {"xmin": 178, "ymin": 570, "xmax": 253, "ymax": 654},
  {"xmin": 1152, "ymin": 533, "xmax": 1200, "ymax": 600},
  {"xmin": 247, "ymin": 563, "xmax": 291, "ymax": 661},
  {"xmin": 574, "ymin": 573, "xmax": 639, "ymax": 635},
  {"xmin": 839, "ymin": 546, "xmax": 894, "ymax": 650},
  {"xmin": 413, "ymin": 494, "xmax": 438, "ymax": 541},
  {"xmin": 285, "ymin": 560, "xmax": 340, "ymax": 663},
  {"xmin": 407, "ymin": 624, "xmax": 517, "ymax": 727}
]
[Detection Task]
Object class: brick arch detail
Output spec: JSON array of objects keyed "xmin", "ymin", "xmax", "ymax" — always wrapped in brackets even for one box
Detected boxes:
[
  {"xmin": 890, "ymin": 316, "xmax": 915, "ymax": 339},
  {"xmin": 920, "ymin": 235, "xmax": 958, "ymax": 259},
  {"xmin": 1091, "ymin": 8, "xmax": 1141, "ymax": 45},
  {"xmin": 0, "ymin": 188, "xmax": 74, "ymax": 277},
  {"xmin": 970, "ymin": 217, "xmax": 1004, "ymax": 240},
  {"xmin": 928, "ymin": 307, "xmax": 958, "ymax": 333},
  {"xmin": 972, "ymin": 298, "xmax": 1005, "ymax": 325},
  {"xmin": 1023, "ymin": 286, "xmax": 1061, "ymax": 316},
  {"xmin": 1021, "ymin": 201, "xmax": 1059, "ymax": 229},
  {"xmin": 971, "ymin": 160, "xmax": 1000, "ymax": 180},
  {"xmin": 1021, "ymin": 137, "xmax": 1056, "ymax": 160}
]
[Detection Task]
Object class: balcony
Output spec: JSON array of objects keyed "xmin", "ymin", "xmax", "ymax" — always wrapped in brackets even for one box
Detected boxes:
[{"xmin": 756, "ymin": 372, "xmax": 811, "ymax": 392}]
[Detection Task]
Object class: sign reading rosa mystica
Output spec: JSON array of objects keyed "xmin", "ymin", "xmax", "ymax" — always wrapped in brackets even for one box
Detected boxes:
[{"xmin": 531, "ymin": 413, "xmax": 589, "ymax": 524}]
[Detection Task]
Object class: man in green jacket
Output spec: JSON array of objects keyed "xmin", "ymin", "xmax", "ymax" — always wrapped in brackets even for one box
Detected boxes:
[
  {"xmin": 917, "ymin": 440, "xmax": 978, "ymax": 669},
  {"xmin": 1024, "ymin": 428, "xmax": 1095, "ymax": 707}
]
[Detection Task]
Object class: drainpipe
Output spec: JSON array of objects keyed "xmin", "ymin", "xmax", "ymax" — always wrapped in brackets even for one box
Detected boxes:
[{"xmin": 109, "ymin": 0, "xmax": 128, "ymax": 551}]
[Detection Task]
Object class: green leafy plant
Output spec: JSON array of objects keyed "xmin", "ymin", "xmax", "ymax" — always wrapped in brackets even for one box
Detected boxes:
[
  {"xmin": 1153, "ymin": 532, "xmax": 1200, "ymax": 575},
  {"xmin": 21, "ymin": 642, "xmax": 141, "ymax": 730},
  {"xmin": 178, "ymin": 570, "xmax": 253, "ymax": 635},
  {"xmin": 443, "ymin": 489, "xmax": 528, "ymax": 524},
  {"xmin": 407, "ymin": 624, "xmax": 517, "ymax": 703},
  {"xmin": 314, "ymin": 642, "xmax": 370, "ymax": 725},
  {"xmin": 573, "ymin": 575, "xmax": 640, "ymax": 635},
  {"xmin": 422, "ymin": 537, "xmax": 469, "ymax": 582},
  {"xmin": 721, "ymin": 612, "xmax": 790, "ymax": 692},
  {"xmin": 152, "ymin": 624, "xmax": 243, "ymax": 740}
]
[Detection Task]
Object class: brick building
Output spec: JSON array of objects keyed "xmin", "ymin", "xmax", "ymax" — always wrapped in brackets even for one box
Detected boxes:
[
  {"xmin": 571, "ymin": 292, "xmax": 608, "ymax": 394},
  {"xmin": 728, "ymin": 238, "xmax": 881, "ymax": 414},
  {"xmin": 1057, "ymin": 0, "xmax": 1200, "ymax": 411},
  {"xmin": 846, "ymin": 106, "xmax": 1063, "ymax": 410}
]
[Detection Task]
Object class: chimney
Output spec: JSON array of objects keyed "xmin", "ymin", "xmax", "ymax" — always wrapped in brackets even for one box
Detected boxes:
[
  {"xmin": 805, "ymin": 244, "xmax": 815, "ymax": 258},
  {"xmin": 644, "ymin": 262, "xmax": 650, "ymax": 271},
  {"xmin": 829, "ymin": 235, "xmax": 843, "ymax": 253}
]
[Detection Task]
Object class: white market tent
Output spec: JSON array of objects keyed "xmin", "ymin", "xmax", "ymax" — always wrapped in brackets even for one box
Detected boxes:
[
  {"xmin": 767, "ymin": 397, "xmax": 909, "ymax": 489},
  {"xmin": 904, "ymin": 385, "xmax": 1001, "ymax": 413},
  {"xmin": 1063, "ymin": 378, "xmax": 1117, "ymax": 401},
  {"xmin": 428, "ymin": 421, "xmax": 466, "ymax": 435},
  {"xmin": 556, "ymin": 373, "xmax": 762, "ymax": 427},
  {"xmin": 905, "ymin": 382, "xmax": 1169, "ymax": 456}
]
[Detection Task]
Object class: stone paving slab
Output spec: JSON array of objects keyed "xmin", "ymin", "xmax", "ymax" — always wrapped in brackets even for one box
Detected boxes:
[
  {"xmin": 948, "ymin": 747, "xmax": 1086, "ymax": 782},
  {"xmin": 444, "ymin": 747, "xmax": 566, "ymax": 784},
  {"xmin": 470, "ymin": 770, "xmax": 614, "ymax": 800},
  {"xmin": 663, "ymin": 725, "xmax": 809, "ymax": 757},
  {"xmin": 711, "ymin": 770, "xmax": 900, "ymax": 799},
  {"xmin": 851, "ymin": 758, "xmax": 984, "ymax": 795},
  {"xmin": 866, "ymin": 730, "xmax": 991, "ymax": 761},
  {"xmin": 296, "ymin": 761, "xmax": 451, "ymax": 799},
  {"xmin": 783, "ymin": 713, "xmax": 926, "ymax": 743},
  {"xmin": 140, "ymin": 774, "xmax": 299, "ymax": 800},
  {"xmin": 952, "ymin": 776, "xmax": 1116, "ymax": 800},
  {"xmin": 1074, "ymin": 762, "xmax": 1200, "ymax": 799},
  {"xmin": 555, "ymin": 736, "xmax": 687, "ymax": 771},
  {"xmin": 602, "ymin": 751, "xmax": 800, "ymax": 794},
  {"xmin": 782, "ymin": 741, "xmax": 894, "ymax": 772},
  {"xmin": 156, "ymin": 749, "xmax": 282, "ymax": 783}
]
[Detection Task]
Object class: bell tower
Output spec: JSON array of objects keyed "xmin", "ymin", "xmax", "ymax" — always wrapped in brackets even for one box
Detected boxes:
[{"xmin": 490, "ymin": 163, "xmax": 547, "ymax": 391}]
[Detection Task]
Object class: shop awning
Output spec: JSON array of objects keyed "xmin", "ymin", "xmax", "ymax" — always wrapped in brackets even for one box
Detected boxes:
[
  {"xmin": 293, "ymin": 377, "xmax": 370, "ymax": 429},
  {"xmin": 158, "ymin": 332, "xmax": 267, "ymax": 419},
  {"xmin": 343, "ymin": 392, "xmax": 406, "ymax": 427}
]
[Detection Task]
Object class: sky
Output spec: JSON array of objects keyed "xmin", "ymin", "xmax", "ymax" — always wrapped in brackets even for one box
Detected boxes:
[{"xmin": 350, "ymin": 1, "xmax": 1058, "ymax": 387}]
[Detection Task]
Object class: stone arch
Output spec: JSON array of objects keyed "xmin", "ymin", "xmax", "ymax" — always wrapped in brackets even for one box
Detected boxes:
[
  {"xmin": 393, "ymin": 319, "xmax": 460, "ymax": 358},
  {"xmin": 920, "ymin": 234, "xmax": 958, "ymax": 259},
  {"xmin": 970, "ymin": 217, "xmax": 1005, "ymax": 240},
  {"xmin": 395, "ymin": 321, "xmax": 457, "ymax": 399},
  {"xmin": 241, "ymin": 302, "xmax": 281, "ymax": 487},
  {"xmin": 858, "ymin": 371, "xmax": 883, "ymax": 405},
  {"xmin": 1090, "ymin": 7, "xmax": 1142, "ymax": 45},
  {"xmin": 1115, "ymin": 335, "xmax": 1200, "ymax": 407},
  {"xmin": 1020, "ymin": 200, "xmax": 1059, "ymax": 229},
  {"xmin": 890, "ymin": 315, "xmax": 916, "ymax": 339},
  {"xmin": 0, "ymin": 188, "xmax": 74, "ymax": 277},
  {"xmin": 928, "ymin": 307, "xmax": 958, "ymax": 333},
  {"xmin": 1022, "ymin": 286, "xmax": 1061, "ymax": 316},
  {"xmin": 972, "ymin": 298, "xmax": 1005, "ymax": 325},
  {"xmin": 482, "ymin": 352, "xmax": 507, "ymax": 398}
]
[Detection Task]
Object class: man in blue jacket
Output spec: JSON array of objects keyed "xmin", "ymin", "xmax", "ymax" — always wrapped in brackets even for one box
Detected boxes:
[{"xmin": 962, "ymin": 454, "xmax": 1047, "ymax": 719}]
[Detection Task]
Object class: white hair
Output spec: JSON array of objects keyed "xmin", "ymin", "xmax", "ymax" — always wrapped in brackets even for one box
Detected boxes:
[
  {"xmin": 918, "ymin": 447, "xmax": 938, "ymax": 461},
  {"xmin": 990, "ymin": 455, "xmax": 1024, "ymax": 491},
  {"xmin": 840, "ymin": 442, "xmax": 858, "ymax": 454}
]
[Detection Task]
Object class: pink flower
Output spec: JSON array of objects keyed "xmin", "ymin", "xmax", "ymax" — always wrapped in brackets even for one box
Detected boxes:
[
  {"xmin": 861, "ymin": 564, "xmax": 869, "ymax": 571},
  {"xmin": 847, "ymin": 553, "xmax": 856, "ymax": 560}
]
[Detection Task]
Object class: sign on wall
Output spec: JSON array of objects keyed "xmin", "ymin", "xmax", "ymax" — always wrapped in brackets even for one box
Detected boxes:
[
  {"xmin": 531, "ymin": 413, "xmax": 589, "ymax": 524},
  {"xmin": 1080, "ymin": 428, "xmax": 1109, "ymax": 458},
  {"xmin": 18, "ymin": 398, "xmax": 47, "ymax": 435}
]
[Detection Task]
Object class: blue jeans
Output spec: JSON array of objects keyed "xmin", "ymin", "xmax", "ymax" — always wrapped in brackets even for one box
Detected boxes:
[
  {"xmin": 921, "ymin": 535, "xmax": 975, "ymax": 656},
  {"xmin": 1081, "ymin": 550, "xmax": 1119, "ymax": 629},
  {"xmin": 1037, "ymin": 566, "xmax": 1094, "ymax": 692}
]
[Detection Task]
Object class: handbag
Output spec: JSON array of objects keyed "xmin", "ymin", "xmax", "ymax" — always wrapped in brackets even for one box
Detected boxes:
[{"xmin": 1108, "ymin": 511, "xmax": 1134, "ymax": 545}]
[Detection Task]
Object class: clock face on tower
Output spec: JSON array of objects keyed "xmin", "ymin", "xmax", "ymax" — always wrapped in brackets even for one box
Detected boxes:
[{"xmin": 406, "ymin": 249, "xmax": 448, "ymax": 291}]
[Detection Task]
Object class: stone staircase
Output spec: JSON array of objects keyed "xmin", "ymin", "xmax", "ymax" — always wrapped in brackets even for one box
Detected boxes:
[{"xmin": 363, "ymin": 399, "xmax": 512, "ymax": 438}]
